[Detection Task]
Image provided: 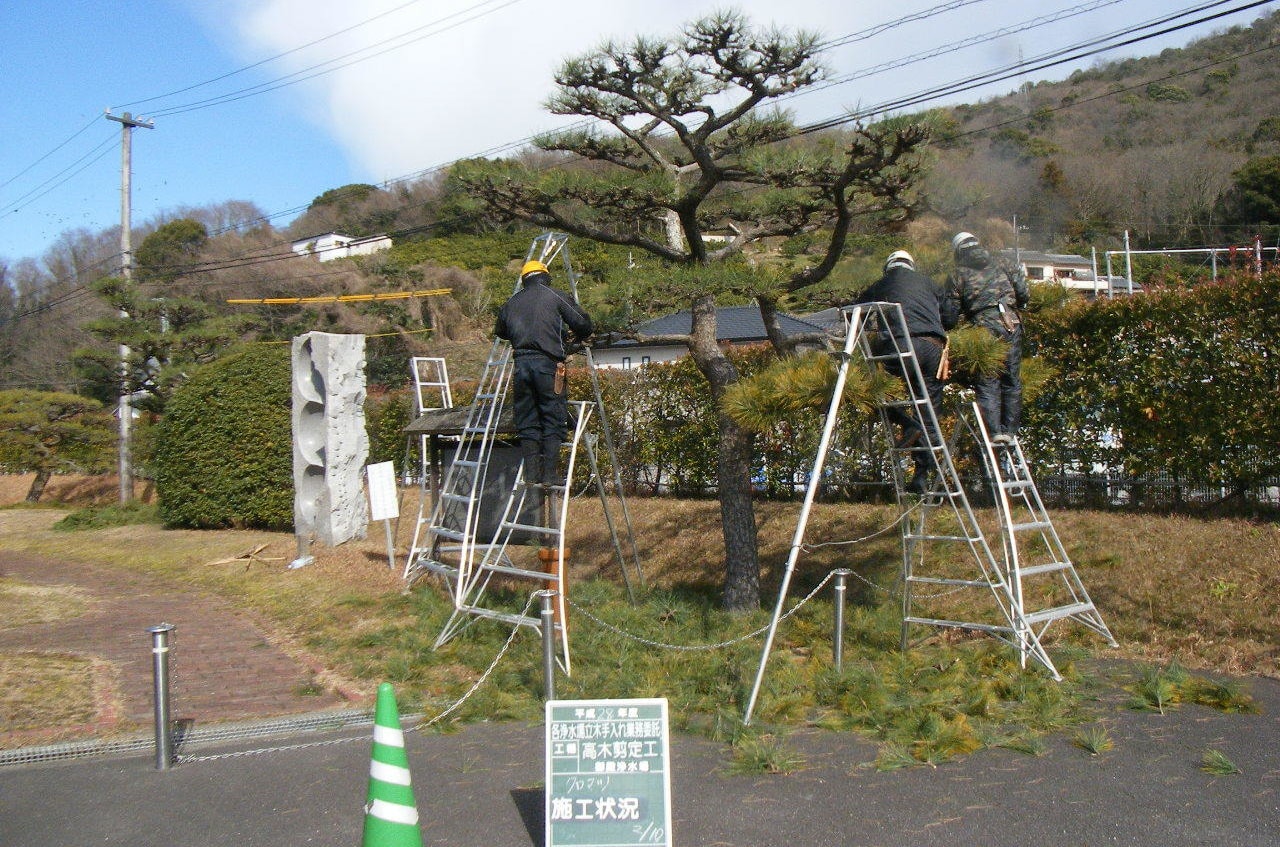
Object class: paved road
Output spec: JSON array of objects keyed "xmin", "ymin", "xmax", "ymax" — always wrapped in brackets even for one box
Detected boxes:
[
  {"xmin": 2, "ymin": 676, "xmax": 1277, "ymax": 847},
  {"xmin": 3, "ymin": 547, "xmax": 1278, "ymax": 846}
]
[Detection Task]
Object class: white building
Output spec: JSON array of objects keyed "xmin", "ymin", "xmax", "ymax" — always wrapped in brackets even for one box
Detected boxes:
[{"xmin": 291, "ymin": 232, "xmax": 393, "ymax": 262}]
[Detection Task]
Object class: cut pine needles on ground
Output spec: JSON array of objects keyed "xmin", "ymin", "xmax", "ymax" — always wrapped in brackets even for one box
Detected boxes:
[{"xmin": 0, "ymin": 496, "xmax": 1274, "ymax": 769}]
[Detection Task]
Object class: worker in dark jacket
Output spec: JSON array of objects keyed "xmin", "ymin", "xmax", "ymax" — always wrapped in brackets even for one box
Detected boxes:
[
  {"xmin": 855, "ymin": 250, "xmax": 958, "ymax": 494},
  {"xmin": 945, "ymin": 231, "xmax": 1030, "ymax": 444},
  {"xmin": 494, "ymin": 260, "xmax": 594, "ymax": 487}
]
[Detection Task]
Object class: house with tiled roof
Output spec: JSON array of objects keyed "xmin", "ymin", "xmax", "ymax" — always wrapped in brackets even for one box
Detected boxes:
[{"xmin": 591, "ymin": 305, "xmax": 829, "ymax": 369}]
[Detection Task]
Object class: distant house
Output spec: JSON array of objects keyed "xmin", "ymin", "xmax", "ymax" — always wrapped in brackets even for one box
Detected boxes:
[
  {"xmin": 592, "ymin": 305, "xmax": 829, "ymax": 370},
  {"xmin": 1013, "ymin": 249, "xmax": 1094, "ymax": 284},
  {"xmin": 1006, "ymin": 249, "xmax": 1140, "ymax": 297},
  {"xmin": 291, "ymin": 232, "xmax": 393, "ymax": 262}
]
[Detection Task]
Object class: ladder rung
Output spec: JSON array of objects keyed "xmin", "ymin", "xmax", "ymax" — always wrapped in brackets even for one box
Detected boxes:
[
  {"xmin": 907, "ymin": 576, "xmax": 992, "ymax": 587},
  {"xmin": 1010, "ymin": 520, "xmax": 1052, "ymax": 533},
  {"xmin": 409, "ymin": 559, "xmax": 457, "ymax": 577},
  {"xmin": 502, "ymin": 521, "xmax": 560, "ymax": 536},
  {"xmin": 440, "ymin": 492, "xmax": 470, "ymax": 503},
  {"xmin": 1022, "ymin": 601, "xmax": 1095, "ymax": 625},
  {"xmin": 458, "ymin": 606, "xmax": 538, "ymax": 629},
  {"xmin": 451, "ymin": 459, "xmax": 480, "ymax": 469},
  {"xmin": 431, "ymin": 527, "xmax": 466, "ymax": 542},
  {"xmin": 904, "ymin": 616, "xmax": 1012, "ymax": 636},
  {"xmin": 480, "ymin": 563, "xmax": 562, "ymax": 581},
  {"xmin": 1019, "ymin": 561, "xmax": 1071, "ymax": 577},
  {"xmin": 905, "ymin": 533, "xmax": 981, "ymax": 543}
]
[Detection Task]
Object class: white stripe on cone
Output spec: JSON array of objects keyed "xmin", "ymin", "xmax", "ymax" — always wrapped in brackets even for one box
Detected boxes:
[
  {"xmin": 374, "ymin": 725, "xmax": 405, "ymax": 746},
  {"xmin": 366, "ymin": 799, "xmax": 420, "ymax": 826},
  {"xmin": 369, "ymin": 760, "xmax": 412, "ymax": 786}
]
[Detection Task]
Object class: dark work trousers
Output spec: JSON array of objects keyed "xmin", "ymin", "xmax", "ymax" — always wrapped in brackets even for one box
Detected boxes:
[
  {"xmin": 974, "ymin": 324, "xmax": 1023, "ymax": 439},
  {"xmin": 512, "ymin": 353, "xmax": 568, "ymax": 485},
  {"xmin": 877, "ymin": 336, "xmax": 946, "ymax": 477}
]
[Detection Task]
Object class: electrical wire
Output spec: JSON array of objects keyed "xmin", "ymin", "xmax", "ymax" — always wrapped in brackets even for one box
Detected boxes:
[
  {"xmin": 4, "ymin": 1, "xmax": 1272, "ymax": 323},
  {"xmin": 146, "ymin": 0, "xmax": 524, "ymax": 118},
  {"xmin": 0, "ymin": 115, "xmax": 103, "ymax": 193},
  {"xmin": 112, "ymin": 0, "xmax": 434, "ymax": 111},
  {"xmin": 0, "ymin": 132, "xmax": 118, "ymax": 219}
]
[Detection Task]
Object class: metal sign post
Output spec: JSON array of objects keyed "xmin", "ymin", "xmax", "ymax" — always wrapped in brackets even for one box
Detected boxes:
[{"xmin": 366, "ymin": 461, "xmax": 400, "ymax": 569}]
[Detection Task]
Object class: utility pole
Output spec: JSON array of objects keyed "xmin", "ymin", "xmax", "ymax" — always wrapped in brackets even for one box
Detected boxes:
[
  {"xmin": 106, "ymin": 111, "xmax": 154, "ymax": 504},
  {"xmin": 1123, "ymin": 229, "xmax": 1134, "ymax": 296}
]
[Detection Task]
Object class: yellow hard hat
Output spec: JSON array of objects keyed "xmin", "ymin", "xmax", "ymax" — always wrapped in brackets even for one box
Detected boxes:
[{"xmin": 520, "ymin": 260, "xmax": 549, "ymax": 278}]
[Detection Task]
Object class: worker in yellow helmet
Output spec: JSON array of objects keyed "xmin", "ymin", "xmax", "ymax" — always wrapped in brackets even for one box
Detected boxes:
[{"xmin": 494, "ymin": 260, "xmax": 594, "ymax": 490}]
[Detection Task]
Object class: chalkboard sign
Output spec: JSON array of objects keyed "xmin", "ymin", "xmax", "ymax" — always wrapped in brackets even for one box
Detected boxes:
[{"xmin": 545, "ymin": 698, "xmax": 672, "ymax": 847}]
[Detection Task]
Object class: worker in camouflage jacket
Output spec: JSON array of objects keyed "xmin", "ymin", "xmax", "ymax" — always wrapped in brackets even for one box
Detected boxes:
[{"xmin": 945, "ymin": 231, "xmax": 1030, "ymax": 444}]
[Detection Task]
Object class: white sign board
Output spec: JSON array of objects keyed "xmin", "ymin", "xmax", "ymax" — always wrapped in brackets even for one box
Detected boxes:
[
  {"xmin": 546, "ymin": 698, "xmax": 673, "ymax": 847},
  {"xmin": 366, "ymin": 461, "xmax": 399, "ymax": 522}
]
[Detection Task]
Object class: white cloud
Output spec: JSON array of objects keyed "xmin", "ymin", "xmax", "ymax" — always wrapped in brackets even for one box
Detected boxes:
[
  {"xmin": 208, "ymin": 0, "xmax": 1230, "ymax": 187},
  {"xmin": 216, "ymin": 0, "xmax": 873, "ymax": 184}
]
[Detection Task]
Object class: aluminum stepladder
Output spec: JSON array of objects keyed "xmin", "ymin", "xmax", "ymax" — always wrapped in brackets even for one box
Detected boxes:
[
  {"xmin": 745, "ymin": 301, "xmax": 1056, "ymax": 723},
  {"xmin": 861, "ymin": 303, "xmax": 1061, "ymax": 679},
  {"xmin": 433, "ymin": 399, "xmax": 600, "ymax": 672},
  {"xmin": 963, "ymin": 405, "xmax": 1117, "ymax": 664},
  {"xmin": 411, "ymin": 232, "xmax": 644, "ymax": 674},
  {"xmin": 402, "ymin": 339, "xmax": 513, "ymax": 601},
  {"xmin": 405, "ymin": 357, "xmax": 453, "ymax": 485}
]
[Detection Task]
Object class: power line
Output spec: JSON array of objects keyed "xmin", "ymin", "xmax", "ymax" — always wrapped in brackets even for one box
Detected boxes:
[
  {"xmin": 0, "ymin": 0, "xmax": 525, "ymax": 249},
  {"xmin": 797, "ymin": 0, "xmax": 1274, "ymax": 135},
  {"xmin": 6, "ymin": 2, "xmax": 1272, "ymax": 322},
  {"xmin": 0, "ymin": 132, "xmax": 118, "ymax": 219},
  {"xmin": 801, "ymin": 0, "xmax": 1134, "ymax": 101},
  {"xmin": 112, "ymin": 0, "xmax": 434, "ymax": 111},
  {"xmin": 146, "ymin": 0, "xmax": 524, "ymax": 118},
  {"xmin": 0, "ymin": 115, "xmax": 102, "ymax": 193}
]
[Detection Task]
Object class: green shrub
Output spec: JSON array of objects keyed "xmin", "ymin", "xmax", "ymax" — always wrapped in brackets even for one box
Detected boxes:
[
  {"xmin": 154, "ymin": 344, "xmax": 294, "ymax": 529},
  {"xmin": 366, "ymin": 388, "xmax": 414, "ymax": 473}
]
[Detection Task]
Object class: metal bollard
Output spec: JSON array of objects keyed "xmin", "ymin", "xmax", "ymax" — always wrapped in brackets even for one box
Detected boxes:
[
  {"xmin": 539, "ymin": 590, "xmax": 557, "ymax": 701},
  {"xmin": 832, "ymin": 570, "xmax": 851, "ymax": 672},
  {"xmin": 147, "ymin": 624, "xmax": 176, "ymax": 770}
]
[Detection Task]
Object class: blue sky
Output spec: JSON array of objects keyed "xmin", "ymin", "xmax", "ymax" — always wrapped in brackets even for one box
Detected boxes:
[{"xmin": 1, "ymin": 0, "xmax": 1274, "ymax": 267}]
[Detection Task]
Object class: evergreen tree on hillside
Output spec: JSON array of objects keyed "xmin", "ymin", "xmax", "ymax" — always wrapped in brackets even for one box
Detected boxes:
[{"xmin": 455, "ymin": 11, "xmax": 928, "ymax": 610}]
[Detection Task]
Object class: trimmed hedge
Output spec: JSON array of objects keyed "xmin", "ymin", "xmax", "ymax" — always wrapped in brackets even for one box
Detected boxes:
[
  {"xmin": 1023, "ymin": 270, "xmax": 1280, "ymax": 493},
  {"xmin": 154, "ymin": 344, "xmax": 294, "ymax": 529}
]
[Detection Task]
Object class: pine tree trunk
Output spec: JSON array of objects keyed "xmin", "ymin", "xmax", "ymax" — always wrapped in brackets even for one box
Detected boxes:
[
  {"xmin": 687, "ymin": 294, "xmax": 761, "ymax": 611},
  {"xmin": 717, "ymin": 412, "xmax": 760, "ymax": 611},
  {"xmin": 25, "ymin": 470, "xmax": 51, "ymax": 503}
]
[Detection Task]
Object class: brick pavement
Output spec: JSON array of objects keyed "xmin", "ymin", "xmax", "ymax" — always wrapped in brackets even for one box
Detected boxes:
[{"xmin": 0, "ymin": 550, "xmax": 350, "ymax": 742}]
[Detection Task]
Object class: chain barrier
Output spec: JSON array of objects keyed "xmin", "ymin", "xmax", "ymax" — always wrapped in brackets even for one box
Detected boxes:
[
  {"xmin": 800, "ymin": 499, "xmax": 982, "ymax": 601},
  {"xmin": 567, "ymin": 569, "xmax": 837, "ymax": 652},
  {"xmin": 178, "ymin": 594, "xmax": 537, "ymax": 764}
]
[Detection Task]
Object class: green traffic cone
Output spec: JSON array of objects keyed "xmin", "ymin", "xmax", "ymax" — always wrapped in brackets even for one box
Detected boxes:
[{"xmin": 362, "ymin": 683, "xmax": 423, "ymax": 847}]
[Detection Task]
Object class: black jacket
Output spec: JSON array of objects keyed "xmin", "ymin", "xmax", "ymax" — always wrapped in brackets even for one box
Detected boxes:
[
  {"xmin": 494, "ymin": 275, "xmax": 593, "ymax": 361},
  {"xmin": 854, "ymin": 266, "xmax": 958, "ymax": 342}
]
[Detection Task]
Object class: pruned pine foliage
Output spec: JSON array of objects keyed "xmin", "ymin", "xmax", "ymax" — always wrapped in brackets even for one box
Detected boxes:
[{"xmin": 720, "ymin": 351, "xmax": 890, "ymax": 434}]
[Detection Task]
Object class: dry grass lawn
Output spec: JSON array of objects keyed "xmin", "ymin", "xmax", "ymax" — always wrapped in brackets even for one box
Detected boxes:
[{"xmin": 0, "ymin": 473, "xmax": 1276, "ymax": 744}]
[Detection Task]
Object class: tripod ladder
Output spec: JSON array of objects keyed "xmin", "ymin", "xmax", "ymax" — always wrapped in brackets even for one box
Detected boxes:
[
  {"xmin": 432, "ymin": 401, "xmax": 601, "ymax": 672},
  {"xmin": 966, "ymin": 406, "xmax": 1117, "ymax": 663},
  {"xmin": 403, "ymin": 338, "xmax": 513, "ymax": 606},
  {"xmin": 745, "ymin": 302, "xmax": 1060, "ymax": 725},
  {"xmin": 411, "ymin": 232, "xmax": 643, "ymax": 674}
]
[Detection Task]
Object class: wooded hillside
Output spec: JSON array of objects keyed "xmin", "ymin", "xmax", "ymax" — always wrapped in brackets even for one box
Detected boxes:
[{"xmin": 2, "ymin": 11, "xmax": 1278, "ymax": 397}]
